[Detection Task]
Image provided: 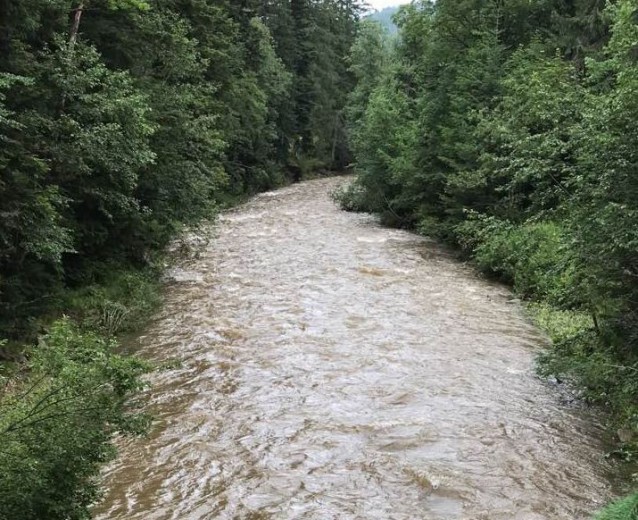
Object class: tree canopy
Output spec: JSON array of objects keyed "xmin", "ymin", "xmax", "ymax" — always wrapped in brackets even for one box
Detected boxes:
[{"xmin": 0, "ymin": 1, "xmax": 365, "ymax": 517}]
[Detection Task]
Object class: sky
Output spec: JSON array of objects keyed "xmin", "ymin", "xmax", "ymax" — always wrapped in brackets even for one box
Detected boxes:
[{"xmin": 368, "ymin": 0, "xmax": 406, "ymax": 10}]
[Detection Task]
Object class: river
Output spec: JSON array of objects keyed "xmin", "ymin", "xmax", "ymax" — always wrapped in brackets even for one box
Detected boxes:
[{"xmin": 93, "ymin": 177, "xmax": 618, "ymax": 520}]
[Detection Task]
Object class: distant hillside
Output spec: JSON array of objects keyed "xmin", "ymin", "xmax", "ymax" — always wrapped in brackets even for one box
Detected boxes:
[{"xmin": 366, "ymin": 6, "xmax": 401, "ymax": 34}]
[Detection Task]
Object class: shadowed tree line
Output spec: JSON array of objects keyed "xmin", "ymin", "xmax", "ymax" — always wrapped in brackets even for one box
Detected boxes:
[{"xmin": 0, "ymin": 0, "xmax": 364, "ymax": 341}]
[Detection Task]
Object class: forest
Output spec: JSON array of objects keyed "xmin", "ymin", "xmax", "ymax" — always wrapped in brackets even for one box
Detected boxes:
[
  {"xmin": 2, "ymin": 0, "xmax": 638, "ymax": 516},
  {"xmin": 0, "ymin": 1, "xmax": 362, "ymax": 518},
  {"xmin": 340, "ymin": 0, "xmax": 638, "ymax": 516}
]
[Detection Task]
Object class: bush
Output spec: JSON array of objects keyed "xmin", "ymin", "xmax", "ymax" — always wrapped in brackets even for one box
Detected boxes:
[
  {"xmin": 456, "ymin": 217, "xmax": 579, "ymax": 307},
  {"xmin": 458, "ymin": 215, "xmax": 638, "ymax": 442},
  {"xmin": 64, "ymin": 267, "xmax": 162, "ymax": 337},
  {"xmin": 331, "ymin": 180, "xmax": 374, "ymax": 213},
  {"xmin": 531, "ymin": 301, "xmax": 638, "ymax": 451},
  {"xmin": 0, "ymin": 319, "xmax": 150, "ymax": 520}
]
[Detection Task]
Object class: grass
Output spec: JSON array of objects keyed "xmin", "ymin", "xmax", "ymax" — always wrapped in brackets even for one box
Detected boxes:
[
  {"xmin": 64, "ymin": 266, "xmax": 163, "ymax": 338},
  {"xmin": 594, "ymin": 494, "xmax": 638, "ymax": 520}
]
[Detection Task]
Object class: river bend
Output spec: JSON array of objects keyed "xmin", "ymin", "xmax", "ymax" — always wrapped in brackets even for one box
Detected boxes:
[{"xmin": 94, "ymin": 177, "xmax": 616, "ymax": 520}]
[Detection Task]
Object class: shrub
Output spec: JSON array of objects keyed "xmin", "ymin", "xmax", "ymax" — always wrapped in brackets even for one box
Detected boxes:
[
  {"xmin": 331, "ymin": 181, "xmax": 374, "ymax": 213},
  {"xmin": 0, "ymin": 319, "xmax": 149, "ymax": 520},
  {"xmin": 64, "ymin": 267, "xmax": 162, "ymax": 337},
  {"xmin": 456, "ymin": 217, "xmax": 579, "ymax": 307},
  {"xmin": 532, "ymin": 301, "xmax": 638, "ymax": 447}
]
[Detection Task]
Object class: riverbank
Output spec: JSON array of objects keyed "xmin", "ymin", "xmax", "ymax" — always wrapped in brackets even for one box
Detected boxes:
[
  {"xmin": 0, "ymin": 192, "xmax": 252, "ymax": 520},
  {"xmin": 334, "ymin": 179, "xmax": 638, "ymax": 517}
]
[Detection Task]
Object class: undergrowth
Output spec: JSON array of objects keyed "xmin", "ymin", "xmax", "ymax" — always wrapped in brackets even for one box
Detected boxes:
[{"xmin": 595, "ymin": 494, "xmax": 638, "ymax": 520}]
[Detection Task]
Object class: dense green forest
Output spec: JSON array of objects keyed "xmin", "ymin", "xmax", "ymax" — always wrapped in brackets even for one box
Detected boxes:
[
  {"xmin": 2, "ymin": 0, "xmax": 638, "ymax": 515},
  {"xmin": 341, "ymin": 0, "xmax": 638, "ymax": 514},
  {"xmin": 0, "ymin": 1, "xmax": 363, "ymax": 518}
]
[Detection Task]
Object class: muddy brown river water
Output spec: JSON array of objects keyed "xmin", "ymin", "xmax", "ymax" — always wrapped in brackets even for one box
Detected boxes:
[{"xmin": 94, "ymin": 177, "xmax": 619, "ymax": 520}]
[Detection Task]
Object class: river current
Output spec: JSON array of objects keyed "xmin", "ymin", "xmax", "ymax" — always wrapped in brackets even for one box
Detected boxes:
[{"xmin": 94, "ymin": 177, "xmax": 618, "ymax": 520}]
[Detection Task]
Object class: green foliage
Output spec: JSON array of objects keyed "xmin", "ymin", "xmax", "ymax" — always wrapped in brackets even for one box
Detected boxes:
[
  {"xmin": 0, "ymin": 0, "xmax": 364, "ymax": 512},
  {"xmin": 64, "ymin": 266, "xmax": 162, "ymax": 337},
  {"xmin": 331, "ymin": 180, "xmax": 372, "ymax": 213},
  {"xmin": 594, "ymin": 493, "xmax": 638, "ymax": 519},
  {"xmin": 0, "ymin": 319, "xmax": 149, "ymax": 520},
  {"xmin": 530, "ymin": 303, "xmax": 594, "ymax": 350},
  {"xmin": 105, "ymin": 0, "xmax": 150, "ymax": 10},
  {"xmin": 458, "ymin": 218, "xmax": 579, "ymax": 306},
  {"xmin": 0, "ymin": 0, "xmax": 363, "ymax": 339},
  {"xmin": 346, "ymin": 20, "xmax": 390, "ymax": 143},
  {"xmin": 566, "ymin": 0, "xmax": 638, "ymax": 347},
  {"xmin": 344, "ymin": 21, "xmax": 420, "ymax": 223},
  {"xmin": 36, "ymin": 40, "xmax": 156, "ymax": 259},
  {"xmin": 469, "ymin": 44, "xmax": 583, "ymax": 222}
]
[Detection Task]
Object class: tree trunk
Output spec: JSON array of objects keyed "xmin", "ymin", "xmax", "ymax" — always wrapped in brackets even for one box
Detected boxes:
[{"xmin": 69, "ymin": 2, "xmax": 84, "ymax": 46}]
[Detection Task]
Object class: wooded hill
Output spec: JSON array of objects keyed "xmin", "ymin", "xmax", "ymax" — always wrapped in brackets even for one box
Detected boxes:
[{"xmin": 366, "ymin": 5, "xmax": 401, "ymax": 33}]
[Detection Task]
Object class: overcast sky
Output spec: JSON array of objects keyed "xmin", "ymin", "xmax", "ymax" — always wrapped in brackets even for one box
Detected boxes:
[{"xmin": 368, "ymin": 0, "xmax": 406, "ymax": 9}]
